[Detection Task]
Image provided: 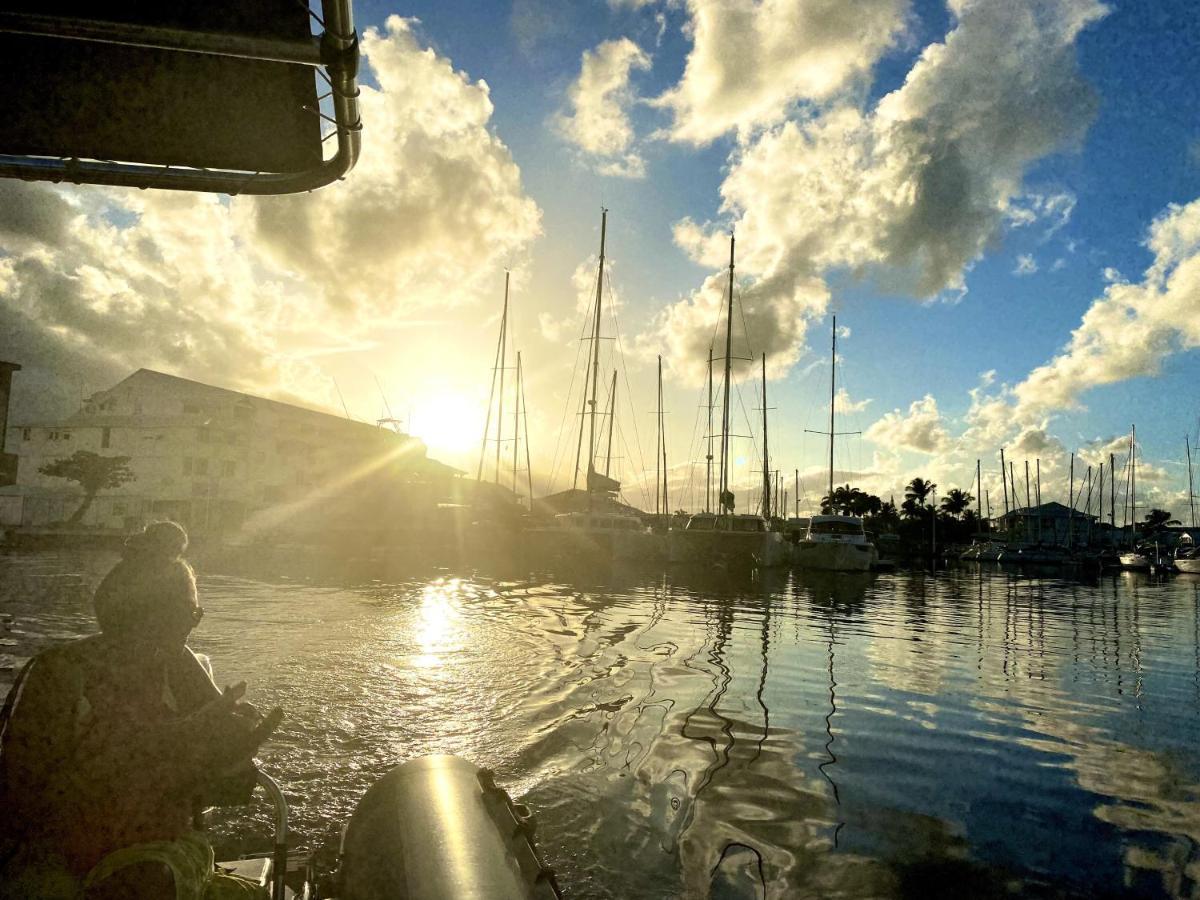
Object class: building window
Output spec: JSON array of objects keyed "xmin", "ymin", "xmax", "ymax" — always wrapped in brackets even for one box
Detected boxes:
[
  {"xmin": 61, "ymin": 432, "xmax": 71, "ymax": 441},
  {"xmin": 101, "ymin": 427, "xmax": 111, "ymax": 449},
  {"xmin": 183, "ymin": 458, "xmax": 193, "ymax": 475},
  {"xmin": 21, "ymin": 428, "xmax": 30, "ymax": 441},
  {"xmin": 222, "ymin": 460, "xmax": 236, "ymax": 477},
  {"xmin": 48, "ymin": 430, "xmax": 58, "ymax": 441},
  {"xmin": 195, "ymin": 459, "xmax": 209, "ymax": 476}
]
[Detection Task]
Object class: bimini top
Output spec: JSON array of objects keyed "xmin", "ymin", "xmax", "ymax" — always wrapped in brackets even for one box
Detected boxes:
[
  {"xmin": 806, "ymin": 515, "xmax": 866, "ymax": 537},
  {"xmin": 683, "ymin": 513, "xmax": 768, "ymax": 533}
]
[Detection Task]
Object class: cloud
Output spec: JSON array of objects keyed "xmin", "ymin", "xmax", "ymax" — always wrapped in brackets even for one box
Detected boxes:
[
  {"xmin": 832, "ymin": 387, "xmax": 872, "ymax": 414},
  {"xmin": 645, "ymin": 0, "xmax": 1106, "ymax": 379},
  {"xmin": 1006, "ymin": 190, "xmax": 1077, "ymax": 237},
  {"xmin": 864, "ymin": 394, "xmax": 951, "ymax": 454},
  {"xmin": 655, "ymin": 0, "xmax": 911, "ymax": 144},
  {"xmin": 1012, "ymin": 197, "xmax": 1200, "ymax": 418},
  {"xmin": 0, "ymin": 17, "xmax": 541, "ymax": 421},
  {"xmin": 1014, "ymin": 254, "xmax": 1039, "ymax": 276},
  {"xmin": 555, "ymin": 38, "xmax": 651, "ymax": 178}
]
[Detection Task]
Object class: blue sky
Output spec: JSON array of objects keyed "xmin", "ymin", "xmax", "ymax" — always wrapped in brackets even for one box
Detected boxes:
[{"xmin": 3, "ymin": 0, "xmax": 1199, "ymax": 515}]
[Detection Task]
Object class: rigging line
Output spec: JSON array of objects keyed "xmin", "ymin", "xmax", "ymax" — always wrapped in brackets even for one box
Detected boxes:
[
  {"xmin": 679, "ymin": 375, "xmax": 706, "ymax": 513},
  {"xmin": 615, "ymin": 417, "xmax": 654, "ymax": 511},
  {"xmin": 605, "ymin": 272, "xmax": 653, "ymax": 494},
  {"xmin": 544, "ymin": 286, "xmax": 598, "ymax": 496}
]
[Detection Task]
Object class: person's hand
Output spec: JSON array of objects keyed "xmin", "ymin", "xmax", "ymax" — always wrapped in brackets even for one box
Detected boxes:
[{"xmin": 189, "ymin": 683, "xmax": 284, "ymax": 769}]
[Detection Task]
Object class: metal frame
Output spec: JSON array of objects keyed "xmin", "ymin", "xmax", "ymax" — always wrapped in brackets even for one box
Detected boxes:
[
  {"xmin": 255, "ymin": 769, "xmax": 291, "ymax": 900},
  {"xmin": 0, "ymin": 1, "xmax": 361, "ymax": 194}
]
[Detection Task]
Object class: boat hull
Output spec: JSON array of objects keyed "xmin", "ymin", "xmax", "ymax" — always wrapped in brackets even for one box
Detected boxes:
[
  {"xmin": 795, "ymin": 539, "xmax": 877, "ymax": 572},
  {"xmin": 526, "ymin": 526, "xmax": 660, "ymax": 563},
  {"xmin": 668, "ymin": 529, "xmax": 788, "ymax": 568},
  {"xmin": 1119, "ymin": 552, "xmax": 1151, "ymax": 569},
  {"xmin": 1175, "ymin": 557, "xmax": 1200, "ymax": 573}
]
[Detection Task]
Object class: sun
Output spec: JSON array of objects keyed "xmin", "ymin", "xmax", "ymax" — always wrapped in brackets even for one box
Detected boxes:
[{"xmin": 411, "ymin": 390, "xmax": 484, "ymax": 458}]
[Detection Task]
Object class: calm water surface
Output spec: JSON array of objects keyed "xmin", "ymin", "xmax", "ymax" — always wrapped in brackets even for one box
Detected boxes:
[{"xmin": 3, "ymin": 551, "xmax": 1200, "ymax": 899}]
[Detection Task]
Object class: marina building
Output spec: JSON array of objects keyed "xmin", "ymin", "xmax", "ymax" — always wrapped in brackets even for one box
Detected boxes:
[{"xmin": 0, "ymin": 368, "xmax": 463, "ymax": 539}]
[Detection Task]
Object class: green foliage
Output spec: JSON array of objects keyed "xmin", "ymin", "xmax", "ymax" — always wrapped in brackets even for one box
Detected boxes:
[{"xmin": 38, "ymin": 451, "xmax": 135, "ymax": 524}]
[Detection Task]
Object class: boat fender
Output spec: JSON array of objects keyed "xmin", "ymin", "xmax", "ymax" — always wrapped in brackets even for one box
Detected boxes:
[{"xmin": 333, "ymin": 754, "xmax": 562, "ymax": 900}]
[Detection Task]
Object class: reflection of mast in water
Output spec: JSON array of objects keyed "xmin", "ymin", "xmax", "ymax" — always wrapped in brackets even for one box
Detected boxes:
[
  {"xmin": 752, "ymin": 601, "xmax": 770, "ymax": 763},
  {"xmin": 680, "ymin": 599, "xmax": 736, "ymax": 796},
  {"xmin": 817, "ymin": 616, "xmax": 844, "ymax": 847}
]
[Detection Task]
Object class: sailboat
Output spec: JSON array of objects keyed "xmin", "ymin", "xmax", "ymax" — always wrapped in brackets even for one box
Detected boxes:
[
  {"xmin": 795, "ymin": 316, "xmax": 879, "ymax": 572},
  {"xmin": 668, "ymin": 234, "xmax": 788, "ymax": 569},
  {"xmin": 1118, "ymin": 426, "xmax": 1153, "ymax": 569},
  {"xmin": 1175, "ymin": 435, "xmax": 1200, "ymax": 573},
  {"xmin": 526, "ymin": 210, "xmax": 654, "ymax": 563}
]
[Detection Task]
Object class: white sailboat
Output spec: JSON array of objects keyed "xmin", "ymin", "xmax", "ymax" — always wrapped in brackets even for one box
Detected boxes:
[
  {"xmin": 527, "ymin": 209, "xmax": 654, "ymax": 563},
  {"xmin": 1118, "ymin": 426, "xmax": 1151, "ymax": 569},
  {"xmin": 795, "ymin": 316, "xmax": 878, "ymax": 572},
  {"xmin": 668, "ymin": 234, "xmax": 788, "ymax": 568}
]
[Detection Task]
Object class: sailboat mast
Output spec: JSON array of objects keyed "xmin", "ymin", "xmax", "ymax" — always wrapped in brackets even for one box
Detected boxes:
[
  {"xmin": 1131, "ymin": 425, "xmax": 1137, "ymax": 545},
  {"xmin": 477, "ymin": 274, "xmax": 506, "ymax": 482},
  {"xmin": 1110, "ymin": 452, "xmax": 1116, "ymax": 530},
  {"xmin": 1036, "ymin": 458, "xmax": 1042, "ymax": 543},
  {"xmin": 1067, "ymin": 452, "xmax": 1075, "ymax": 549},
  {"xmin": 495, "ymin": 271, "xmax": 509, "ymax": 484},
  {"xmin": 660, "ymin": 360, "xmax": 668, "ymax": 517},
  {"xmin": 976, "ymin": 459, "xmax": 982, "ymax": 527},
  {"xmin": 1188, "ymin": 434, "xmax": 1197, "ymax": 529},
  {"xmin": 706, "ymin": 348, "xmax": 714, "ymax": 513},
  {"xmin": 829, "ymin": 316, "xmax": 837, "ymax": 502},
  {"xmin": 586, "ymin": 210, "xmax": 607, "ymax": 486},
  {"xmin": 512, "ymin": 350, "xmax": 521, "ymax": 494},
  {"xmin": 719, "ymin": 234, "xmax": 735, "ymax": 512},
  {"xmin": 656, "ymin": 355, "xmax": 663, "ymax": 517},
  {"xmin": 603, "ymin": 370, "xmax": 617, "ymax": 477},
  {"xmin": 762, "ymin": 353, "xmax": 770, "ymax": 519},
  {"xmin": 1000, "ymin": 448, "xmax": 1009, "ymax": 516},
  {"xmin": 520, "ymin": 358, "xmax": 534, "ymax": 511}
]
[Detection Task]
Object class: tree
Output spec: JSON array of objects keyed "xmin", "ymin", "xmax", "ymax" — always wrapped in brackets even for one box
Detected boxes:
[
  {"xmin": 904, "ymin": 477, "xmax": 937, "ymax": 508},
  {"xmin": 38, "ymin": 451, "xmax": 135, "ymax": 524},
  {"xmin": 1141, "ymin": 508, "xmax": 1180, "ymax": 533},
  {"xmin": 940, "ymin": 488, "xmax": 974, "ymax": 519}
]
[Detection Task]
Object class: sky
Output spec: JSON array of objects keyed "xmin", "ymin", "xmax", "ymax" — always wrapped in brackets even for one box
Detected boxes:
[{"xmin": 2, "ymin": 0, "xmax": 1199, "ymax": 518}]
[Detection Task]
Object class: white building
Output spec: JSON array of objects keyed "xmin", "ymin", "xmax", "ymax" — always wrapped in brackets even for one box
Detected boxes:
[{"xmin": 1, "ymin": 368, "xmax": 461, "ymax": 536}]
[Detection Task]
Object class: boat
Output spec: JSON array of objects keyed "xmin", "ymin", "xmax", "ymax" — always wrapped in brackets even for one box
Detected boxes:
[
  {"xmin": 525, "ymin": 210, "xmax": 654, "ymax": 563},
  {"xmin": 795, "ymin": 513, "xmax": 878, "ymax": 571},
  {"xmin": 666, "ymin": 234, "xmax": 786, "ymax": 569},
  {"xmin": 794, "ymin": 315, "xmax": 880, "ymax": 572},
  {"xmin": 1118, "ymin": 426, "xmax": 1152, "ymax": 570},
  {"xmin": 205, "ymin": 756, "xmax": 562, "ymax": 900}
]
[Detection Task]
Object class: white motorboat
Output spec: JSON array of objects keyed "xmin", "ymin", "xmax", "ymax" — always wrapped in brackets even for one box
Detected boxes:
[{"xmin": 795, "ymin": 514, "xmax": 878, "ymax": 572}]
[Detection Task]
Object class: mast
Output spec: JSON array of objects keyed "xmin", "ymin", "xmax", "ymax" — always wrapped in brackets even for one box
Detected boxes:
[
  {"xmin": 1110, "ymin": 452, "xmax": 1116, "ymax": 531},
  {"xmin": 1036, "ymin": 459, "xmax": 1042, "ymax": 544},
  {"xmin": 719, "ymin": 234, "xmax": 735, "ymax": 514},
  {"xmin": 1024, "ymin": 460, "xmax": 1031, "ymax": 542},
  {"xmin": 477, "ymin": 273, "xmax": 507, "ymax": 483},
  {"xmin": 661, "ymin": 363, "xmax": 668, "ymax": 518},
  {"xmin": 520, "ymin": 356, "xmax": 534, "ymax": 511},
  {"xmin": 512, "ymin": 350, "xmax": 521, "ymax": 494},
  {"xmin": 829, "ymin": 316, "xmax": 837, "ymax": 503},
  {"xmin": 1097, "ymin": 461, "xmax": 1104, "ymax": 539},
  {"xmin": 495, "ymin": 271, "xmax": 509, "ymax": 484},
  {"xmin": 976, "ymin": 459, "xmax": 982, "ymax": 530},
  {"xmin": 1067, "ymin": 452, "xmax": 1075, "ymax": 549},
  {"xmin": 706, "ymin": 348, "xmax": 714, "ymax": 513},
  {"xmin": 586, "ymin": 210, "xmax": 607, "ymax": 496},
  {"xmin": 656, "ymin": 355, "xmax": 663, "ymax": 517},
  {"xmin": 1188, "ymin": 435, "xmax": 1197, "ymax": 529},
  {"xmin": 794, "ymin": 469, "xmax": 799, "ymax": 518},
  {"xmin": 1130, "ymin": 425, "xmax": 1137, "ymax": 546},
  {"xmin": 1000, "ymin": 448, "xmax": 1010, "ymax": 517},
  {"xmin": 762, "ymin": 353, "xmax": 771, "ymax": 519},
  {"xmin": 603, "ymin": 370, "xmax": 617, "ymax": 477}
]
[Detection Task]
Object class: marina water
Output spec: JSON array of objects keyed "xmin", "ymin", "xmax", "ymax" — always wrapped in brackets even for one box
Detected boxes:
[{"xmin": 3, "ymin": 551, "xmax": 1199, "ymax": 899}]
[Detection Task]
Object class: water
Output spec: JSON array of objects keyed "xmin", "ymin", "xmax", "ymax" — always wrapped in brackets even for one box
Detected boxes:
[{"xmin": 3, "ymin": 551, "xmax": 1200, "ymax": 899}]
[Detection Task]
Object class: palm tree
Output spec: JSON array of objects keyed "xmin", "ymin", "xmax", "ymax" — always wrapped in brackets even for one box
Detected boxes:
[
  {"xmin": 940, "ymin": 488, "xmax": 974, "ymax": 519},
  {"xmin": 1141, "ymin": 508, "xmax": 1180, "ymax": 533},
  {"xmin": 904, "ymin": 477, "xmax": 936, "ymax": 509}
]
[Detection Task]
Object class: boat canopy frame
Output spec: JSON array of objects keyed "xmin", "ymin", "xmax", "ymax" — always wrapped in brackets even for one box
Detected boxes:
[{"xmin": 0, "ymin": 1, "xmax": 361, "ymax": 194}]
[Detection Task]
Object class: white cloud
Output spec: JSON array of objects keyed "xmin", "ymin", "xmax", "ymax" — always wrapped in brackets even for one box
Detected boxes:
[
  {"xmin": 655, "ymin": 0, "xmax": 911, "ymax": 144},
  {"xmin": 645, "ymin": 0, "xmax": 1106, "ymax": 380},
  {"xmin": 1012, "ymin": 198, "xmax": 1200, "ymax": 418},
  {"xmin": 864, "ymin": 394, "xmax": 951, "ymax": 454},
  {"xmin": 1006, "ymin": 190, "xmax": 1077, "ymax": 237},
  {"xmin": 0, "ymin": 17, "xmax": 542, "ymax": 419},
  {"xmin": 1014, "ymin": 254, "xmax": 1039, "ymax": 276},
  {"xmin": 833, "ymin": 387, "xmax": 872, "ymax": 413},
  {"xmin": 555, "ymin": 38, "xmax": 651, "ymax": 179}
]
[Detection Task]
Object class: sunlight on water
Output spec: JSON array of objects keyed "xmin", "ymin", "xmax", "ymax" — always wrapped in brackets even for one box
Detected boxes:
[{"xmin": 3, "ymin": 551, "xmax": 1200, "ymax": 899}]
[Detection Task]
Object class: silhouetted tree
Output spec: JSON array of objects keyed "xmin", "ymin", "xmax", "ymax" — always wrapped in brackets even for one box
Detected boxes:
[
  {"xmin": 1141, "ymin": 508, "xmax": 1180, "ymax": 533},
  {"xmin": 940, "ymin": 488, "xmax": 974, "ymax": 518},
  {"xmin": 39, "ymin": 451, "xmax": 135, "ymax": 524},
  {"xmin": 905, "ymin": 477, "xmax": 937, "ymax": 509}
]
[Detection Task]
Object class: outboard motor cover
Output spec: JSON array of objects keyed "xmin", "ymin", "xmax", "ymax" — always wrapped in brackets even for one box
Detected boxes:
[{"xmin": 336, "ymin": 755, "xmax": 561, "ymax": 900}]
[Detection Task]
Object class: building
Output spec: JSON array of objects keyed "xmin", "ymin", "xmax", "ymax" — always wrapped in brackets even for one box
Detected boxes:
[
  {"xmin": 0, "ymin": 361, "xmax": 21, "ymax": 487},
  {"xmin": 1, "ymin": 368, "xmax": 463, "ymax": 538},
  {"xmin": 995, "ymin": 501, "xmax": 1098, "ymax": 545}
]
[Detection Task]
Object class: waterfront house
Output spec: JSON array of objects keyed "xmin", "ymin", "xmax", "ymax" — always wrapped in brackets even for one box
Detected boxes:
[
  {"xmin": 996, "ymin": 501, "xmax": 1098, "ymax": 546},
  {"xmin": 0, "ymin": 368, "xmax": 463, "ymax": 539}
]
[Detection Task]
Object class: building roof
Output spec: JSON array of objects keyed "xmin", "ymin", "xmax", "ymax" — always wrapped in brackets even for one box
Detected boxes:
[{"xmin": 999, "ymin": 501, "xmax": 1096, "ymax": 521}]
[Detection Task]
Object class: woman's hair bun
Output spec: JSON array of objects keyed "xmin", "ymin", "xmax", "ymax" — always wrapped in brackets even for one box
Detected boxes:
[{"xmin": 122, "ymin": 520, "xmax": 189, "ymax": 564}]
